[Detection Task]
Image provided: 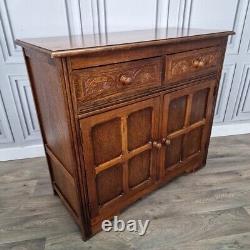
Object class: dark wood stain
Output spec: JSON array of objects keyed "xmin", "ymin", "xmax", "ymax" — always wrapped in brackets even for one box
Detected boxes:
[{"xmin": 16, "ymin": 28, "xmax": 233, "ymax": 240}]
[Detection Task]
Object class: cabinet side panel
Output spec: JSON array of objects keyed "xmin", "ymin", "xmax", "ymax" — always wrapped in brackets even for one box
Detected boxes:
[
  {"xmin": 26, "ymin": 56, "xmax": 74, "ymax": 174},
  {"xmin": 24, "ymin": 50, "xmax": 81, "ymax": 218}
]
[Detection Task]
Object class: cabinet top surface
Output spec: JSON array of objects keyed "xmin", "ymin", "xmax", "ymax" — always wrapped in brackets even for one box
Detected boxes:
[{"xmin": 16, "ymin": 28, "xmax": 234, "ymax": 58}]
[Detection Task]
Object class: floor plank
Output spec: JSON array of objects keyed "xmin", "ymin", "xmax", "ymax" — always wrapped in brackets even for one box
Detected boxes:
[
  {"xmin": 0, "ymin": 238, "xmax": 46, "ymax": 250},
  {"xmin": 0, "ymin": 134, "xmax": 250, "ymax": 249}
]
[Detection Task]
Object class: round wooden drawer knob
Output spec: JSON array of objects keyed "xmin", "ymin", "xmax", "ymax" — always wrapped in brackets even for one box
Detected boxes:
[
  {"xmin": 162, "ymin": 138, "xmax": 171, "ymax": 145},
  {"xmin": 193, "ymin": 60, "xmax": 200, "ymax": 67},
  {"xmin": 193, "ymin": 59, "xmax": 205, "ymax": 68},
  {"xmin": 152, "ymin": 141, "xmax": 162, "ymax": 149},
  {"xmin": 120, "ymin": 75, "xmax": 132, "ymax": 85},
  {"xmin": 199, "ymin": 61, "xmax": 205, "ymax": 67}
]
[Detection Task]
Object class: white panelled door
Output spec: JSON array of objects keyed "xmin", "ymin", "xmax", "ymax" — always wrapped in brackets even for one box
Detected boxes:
[{"xmin": 0, "ymin": 0, "xmax": 250, "ymax": 160}]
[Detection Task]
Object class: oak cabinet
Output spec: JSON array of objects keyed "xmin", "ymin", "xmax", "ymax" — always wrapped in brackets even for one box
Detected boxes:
[
  {"xmin": 16, "ymin": 28, "xmax": 233, "ymax": 240},
  {"xmin": 160, "ymin": 79, "xmax": 216, "ymax": 178},
  {"xmin": 72, "ymin": 57, "xmax": 162, "ymax": 104},
  {"xmin": 80, "ymin": 97, "xmax": 160, "ymax": 219},
  {"xmin": 164, "ymin": 47, "xmax": 221, "ymax": 83}
]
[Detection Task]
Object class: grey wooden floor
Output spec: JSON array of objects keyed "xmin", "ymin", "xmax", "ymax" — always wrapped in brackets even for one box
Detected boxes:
[{"xmin": 0, "ymin": 134, "xmax": 250, "ymax": 250}]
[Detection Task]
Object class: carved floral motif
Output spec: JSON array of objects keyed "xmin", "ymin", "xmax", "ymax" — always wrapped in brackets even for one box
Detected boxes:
[
  {"xmin": 73, "ymin": 59, "xmax": 161, "ymax": 102},
  {"xmin": 171, "ymin": 53, "xmax": 217, "ymax": 77}
]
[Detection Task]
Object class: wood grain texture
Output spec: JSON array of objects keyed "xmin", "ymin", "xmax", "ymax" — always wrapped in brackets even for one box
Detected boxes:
[
  {"xmin": 17, "ymin": 30, "xmax": 232, "ymax": 239},
  {"xmin": 23, "ymin": 50, "xmax": 89, "ymax": 238},
  {"xmin": 80, "ymin": 98, "xmax": 160, "ymax": 221},
  {"xmin": 71, "ymin": 57, "xmax": 161, "ymax": 104},
  {"xmin": 15, "ymin": 28, "xmax": 234, "ymax": 58},
  {"xmin": 69, "ymin": 37, "xmax": 227, "ymax": 70},
  {"xmin": 160, "ymin": 79, "xmax": 216, "ymax": 178},
  {"xmin": 165, "ymin": 47, "xmax": 221, "ymax": 83}
]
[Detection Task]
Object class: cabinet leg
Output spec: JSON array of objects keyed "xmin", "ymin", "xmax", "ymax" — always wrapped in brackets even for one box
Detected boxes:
[{"xmin": 52, "ymin": 185, "xmax": 58, "ymax": 196}]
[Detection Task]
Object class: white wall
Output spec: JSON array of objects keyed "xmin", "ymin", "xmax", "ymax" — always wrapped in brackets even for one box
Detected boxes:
[{"xmin": 0, "ymin": 0, "xmax": 250, "ymax": 161}]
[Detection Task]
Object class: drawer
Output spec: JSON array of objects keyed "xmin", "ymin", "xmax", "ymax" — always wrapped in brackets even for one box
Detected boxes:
[
  {"xmin": 164, "ymin": 47, "xmax": 221, "ymax": 83},
  {"xmin": 71, "ymin": 57, "xmax": 162, "ymax": 103}
]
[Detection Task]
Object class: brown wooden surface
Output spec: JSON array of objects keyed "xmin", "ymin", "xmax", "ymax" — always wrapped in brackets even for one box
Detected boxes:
[
  {"xmin": 16, "ymin": 28, "xmax": 233, "ymax": 58},
  {"xmin": 160, "ymin": 79, "xmax": 216, "ymax": 178},
  {"xmin": 23, "ymin": 49, "xmax": 90, "ymax": 239},
  {"xmin": 18, "ymin": 29, "xmax": 232, "ymax": 240},
  {"xmin": 164, "ymin": 46, "xmax": 221, "ymax": 83},
  {"xmin": 71, "ymin": 57, "xmax": 162, "ymax": 104},
  {"xmin": 69, "ymin": 36, "xmax": 227, "ymax": 70},
  {"xmin": 80, "ymin": 98, "xmax": 160, "ymax": 220}
]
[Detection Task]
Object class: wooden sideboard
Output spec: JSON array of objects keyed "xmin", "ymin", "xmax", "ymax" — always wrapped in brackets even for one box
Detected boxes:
[{"xmin": 16, "ymin": 28, "xmax": 234, "ymax": 240}]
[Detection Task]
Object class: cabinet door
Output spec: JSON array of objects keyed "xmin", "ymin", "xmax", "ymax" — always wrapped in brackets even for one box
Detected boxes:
[
  {"xmin": 80, "ymin": 98, "xmax": 160, "ymax": 219},
  {"xmin": 160, "ymin": 79, "xmax": 216, "ymax": 178}
]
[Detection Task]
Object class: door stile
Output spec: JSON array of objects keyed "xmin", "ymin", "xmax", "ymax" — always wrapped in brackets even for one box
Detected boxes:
[
  {"xmin": 160, "ymin": 94, "xmax": 170, "ymax": 179},
  {"xmin": 80, "ymin": 97, "xmax": 161, "ymax": 219},
  {"xmin": 200, "ymin": 82, "xmax": 216, "ymax": 153},
  {"xmin": 184, "ymin": 94, "xmax": 193, "ymax": 127},
  {"xmin": 121, "ymin": 115, "xmax": 129, "ymax": 194},
  {"xmin": 151, "ymin": 97, "xmax": 161, "ymax": 182},
  {"xmin": 181, "ymin": 93, "xmax": 193, "ymax": 163},
  {"xmin": 160, "ymin": 79, "xmax": 218, "ymax": 178},
  {"xmin": 80, "ymin": 124, "xmax": 100, "ymax": 218}
]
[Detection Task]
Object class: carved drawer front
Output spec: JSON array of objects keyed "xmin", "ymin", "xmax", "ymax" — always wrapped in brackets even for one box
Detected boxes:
[
  {"xmin": 165, "ymin": 47, "xmax": 221, "ymax": 83},
  {"xmin": 71, "ymin": 57, "xmax": 162, "ymax": 103}
]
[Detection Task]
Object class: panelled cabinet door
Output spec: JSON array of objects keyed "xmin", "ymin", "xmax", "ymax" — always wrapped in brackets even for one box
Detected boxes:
[
  {"xmin": 80, "ymin": 97, "xmax": 160, "ymax": 219},
  {"xmin": 160, "ymin": 79, "xmax": 217, "ymax": 178}
]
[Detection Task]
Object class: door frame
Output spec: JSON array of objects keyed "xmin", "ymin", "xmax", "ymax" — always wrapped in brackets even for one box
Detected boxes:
[
  {"xmin": 80, "ymin": 97, "xmax": 160, "ymax": 219},
  {"xmin": 159, "ymin": 79, "xmax": 217, "ymax": 179}
]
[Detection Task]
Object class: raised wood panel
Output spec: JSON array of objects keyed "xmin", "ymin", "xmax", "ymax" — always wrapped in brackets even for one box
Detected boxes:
[
  {"xmin": 16, "ymin": 29, "xmax": 230, "ymax": 238},
  {"xmin": 80, "ymin": 97, "xmax": 160, "ymax": 217},
  {"xmin": 164, "ymin": 135, "xmax": 183, "ymax": 169},
  {"xmin": 96, "ymin": 164, "xmax": 123, "ymax": 205},
  {"xmin": 48, "ymin": 153, "xmax": 80, "ymax": 216},
  {"xmin": 182, "ymin": 126, "xmax": 203, "ymax": 159},
  {"xmin": 127, "ymin": 107, "xmax": 152, "ymax": 151},
  {"xmin": 0, "ymin": 90, "xmax": 13, "ymax": 144},
  {"xmin": 128, "ymin": 150, "xmax": 151, "ymax": 188},
  {"xmin": 25, "ymin": 53, "xmax": 76, "ymax": 176},
  {"xmin": 167, "ymin": 95, "xmax": 187, "ymax": 134},
  {"xmin": 9, "ymin": 75, "xmax": 40, "ymax": 141},
  {"xmin": 190, "ymin": 87, "xmax": 209, "ymax": 124},
  {"xmin": 92, "ymin": 118, "xmax": 122, "ymax": 165},
  {"xmin": 161, "ymin": 79, "xmax": 216, "ymax": 176}
]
